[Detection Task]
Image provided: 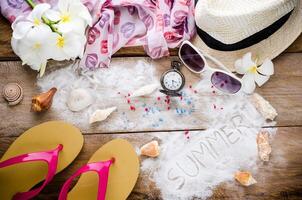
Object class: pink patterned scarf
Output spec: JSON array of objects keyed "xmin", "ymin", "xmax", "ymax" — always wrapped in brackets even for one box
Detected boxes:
[{"xmin": 1, "ymin": 0, "xmax": 196, "ymax": 70}]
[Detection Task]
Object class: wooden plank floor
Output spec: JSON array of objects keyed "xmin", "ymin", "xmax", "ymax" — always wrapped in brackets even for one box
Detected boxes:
[
  {"xmin": 0, "ymin": 14, "xmax": 302, "ymax": 199},
  {"xmin": 0, "ymin": 15, "xmax": 301, "ymax": 60}
]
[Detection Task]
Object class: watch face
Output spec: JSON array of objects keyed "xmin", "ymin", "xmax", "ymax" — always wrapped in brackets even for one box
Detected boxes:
[{"xmin": 162, "ymin": 70, "xmax": 184, "ymax": 91}]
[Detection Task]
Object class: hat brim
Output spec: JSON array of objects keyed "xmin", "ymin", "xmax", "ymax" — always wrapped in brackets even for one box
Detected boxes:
[{"xmin": 192, "ymin": 0, "xmax": 302, "ymax": 71}]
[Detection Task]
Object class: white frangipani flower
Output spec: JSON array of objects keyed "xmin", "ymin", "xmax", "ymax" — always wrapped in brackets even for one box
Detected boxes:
[
  {"xmin": 49, "ymin": 32, "xmax": 87, "ymax": 60},
  {"xmin": 46, "ymin": 0, "xmax": 92, "ymax": 34},
  {"xmin": 10, "ymin": 0, "xmax": 92, "ymax": 76},
  {"xmin": 235, "ymin": 52, "xmax": 274, "ymax": 94},
  {"xmin": 12, "ymin": 25, "xmax": 55, "ymax": 75},
  {"xmin": 12, "ymin": 3, "xmax": 51, "ymax": 40},
  {"xmin": 11, "ymin": 4, "xmax": 55, "ymax": 76}
]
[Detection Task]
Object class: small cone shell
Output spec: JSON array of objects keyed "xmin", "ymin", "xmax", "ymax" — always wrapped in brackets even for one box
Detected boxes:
[
  {"xmin": 31, "ymin": 87, "xmax": 57, "ymax": 112},
  {"xmin": 131, "ymin": 83, "xmax": 159, "ymax": 98},
  {"xmin": 140, "ymin": 140, "xmax": 160, "ymax": 157},
  {"xmin": 257, "ymin": 131, "xmax": 272, "ymax": 162},
  {"xmin": 234, "ymin": 171, "xmax": 257, "ymax": 186},
  {"xmin": 89, "ymin": 107, "xmax": 117, "ymax": 124}
]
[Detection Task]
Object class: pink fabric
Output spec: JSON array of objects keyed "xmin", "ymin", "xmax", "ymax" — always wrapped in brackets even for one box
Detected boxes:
[
  {"xmin": 0, "ymin": 0, "xmax": 196, "ymax": 70},
  {"xmin": 0, "ymin": 0, "xmax": 58, "ymax": 23}
]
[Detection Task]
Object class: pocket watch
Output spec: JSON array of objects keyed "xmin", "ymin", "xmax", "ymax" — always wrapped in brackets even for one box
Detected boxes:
[{"xmin": 160, "ymin": 61, "xmax": 185, "ymax": 97}]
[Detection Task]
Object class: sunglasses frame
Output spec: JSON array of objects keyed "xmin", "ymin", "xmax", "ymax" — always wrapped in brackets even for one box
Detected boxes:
[{"xmin": 178, "ymin": 40, "xmax": 242, "ymax": 93}]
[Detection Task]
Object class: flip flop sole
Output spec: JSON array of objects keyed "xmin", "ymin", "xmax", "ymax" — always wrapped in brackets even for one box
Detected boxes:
[
  {"xmin": 68, "ymin": 138, "xmax": 140, "ymax": 200},
  {"xmin": 0, "ymin": 121, "xmax": 84, "ymax": 200}
]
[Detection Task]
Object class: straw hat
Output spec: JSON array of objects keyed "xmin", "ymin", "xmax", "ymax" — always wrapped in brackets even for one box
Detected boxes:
[{"xmin": 192, "ymin": 0, "xmax": 302, "ymax": 71}]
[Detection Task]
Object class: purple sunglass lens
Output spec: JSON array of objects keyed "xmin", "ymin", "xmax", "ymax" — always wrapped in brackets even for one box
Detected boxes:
[
  {"xmin": 211, "ymin": 72, "xmax": 241, "ymax": 94},
  {"xmin": 180, "ymin": 43, "xmax": 205, "ymax": 73}
]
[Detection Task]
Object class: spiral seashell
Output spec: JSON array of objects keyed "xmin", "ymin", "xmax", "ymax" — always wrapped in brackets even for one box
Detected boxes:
[{"xmin": 2, "ymin": 83, "xmax": 23, "ymax": 106}]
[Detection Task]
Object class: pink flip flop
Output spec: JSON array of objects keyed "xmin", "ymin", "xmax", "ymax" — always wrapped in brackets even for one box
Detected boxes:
[
  {"xmin": 59, "ymin": 159, "xmax": 113, "ymax": 200},
  {"xmin": 0, "ymin": 121, "xmax": 83, "ymax": 200},
  {"xmin": 0, "ymin": 145, "xmax": 63, "ymax": 200},
  {"xmin": 58, "ymin": 139, "xmax": 139, "ymax": 200}
]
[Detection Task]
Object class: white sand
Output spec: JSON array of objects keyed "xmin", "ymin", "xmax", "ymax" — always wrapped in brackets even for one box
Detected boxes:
[{"xmin": 38, "ymin": 59, "xmax": 277, "ymax": 199}]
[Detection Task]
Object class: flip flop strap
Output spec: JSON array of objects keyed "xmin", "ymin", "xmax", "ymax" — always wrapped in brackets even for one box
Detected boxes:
[
  {"xmin": 58, "ymin": 160, "xmax": 113, "ymax": 200},
  {"xmin": 0, "ymin": 144, "xmax": 63, "ymax": 200}
]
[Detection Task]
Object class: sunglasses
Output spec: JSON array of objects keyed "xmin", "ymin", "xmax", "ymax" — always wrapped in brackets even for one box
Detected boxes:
[{"xmin": 179, "ymin": 40, "xmax": 242, "ymax": 94}]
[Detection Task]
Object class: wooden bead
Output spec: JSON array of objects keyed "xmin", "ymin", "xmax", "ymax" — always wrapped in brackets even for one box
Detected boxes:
[{"xmin": 2, "ymin": 83, "xmax": 23, "ymax": 106}]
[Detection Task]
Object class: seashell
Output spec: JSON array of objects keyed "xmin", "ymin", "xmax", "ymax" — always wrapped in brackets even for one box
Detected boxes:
[
  {"xmin": 250, "ymin": 93, "xmax": 277, "ymax": 121},
  {"xmin": 89, "ymin": 106, "xmax": 117, "ymax": 124},
  {"xmin": 31, "ymin": 87, "xmax": 57, "ymax": 112},
  {"xmin": 140, "ymin": 140, "xmax": 160, "ymax": 157},
  {"xmin": 257, "ymin": 131, "xmax": 272, "ymax": 162},
  {"xmin": 2, "ymin": 83, "xmax": 23, "ymax": 106},
  {"xmin": 67, "ymin": 88, "xmax": 93, "ymax": 112},
  {"xmin": 234, "ymin": 171, "xmax": 257, "ymax": 186},
  {"xmin": 131, "ymin": 83, "xmax": 159, "ymax": 98}
]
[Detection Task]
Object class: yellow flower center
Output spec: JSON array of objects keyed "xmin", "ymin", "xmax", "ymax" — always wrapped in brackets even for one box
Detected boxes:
[
  {"xmin": 248, "ymin": 66, "xmax": 258, "ymax": 74},
  {"xmin": 56, "ymin": 36, "xmax": 65, "ymax": 48},
  {"xmin": 33, "ymin": 42, "xmax": 41, "ymax": 49},
  {"xmin": 60, "ymin": 13, "xmax": 71, "ymax": 23},
  {"xmin": 33, "ymin": 18, "xmax": 41, "ymax": 26}
]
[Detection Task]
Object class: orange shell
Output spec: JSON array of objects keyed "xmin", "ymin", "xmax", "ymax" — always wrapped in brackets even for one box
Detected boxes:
[
  {"xmin": 234, "ymin": 171, "xmax": 257, "ymax": 186},
  {"xmin": 31, "ymin": 87, "xmax": 57, "ymax": 112},
  {"xmin": 140, "ymin": 140, "xmax": 160, "ymax": 157}
]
